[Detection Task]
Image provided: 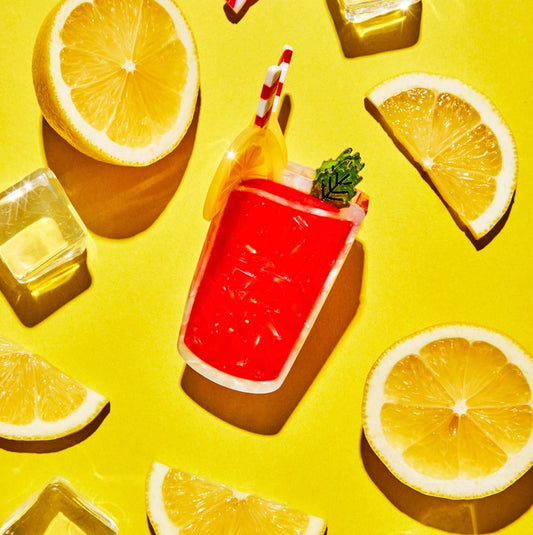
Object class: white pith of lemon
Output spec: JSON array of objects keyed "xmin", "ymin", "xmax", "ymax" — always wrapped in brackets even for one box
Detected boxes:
[
  {"xmin": 362, "ymin": 324, "xmax": 533, "ymax": 499},
  {"xmin": 32, "ymin": 0, "xmax": 199, "ymax": 166},
  {"xmin": 146, "ymin": 462, "xmax": 326, "ymax": 535},
  {"xmin": 0, "ymin": 337, "xmax": 107, "ymax": 441},
  {"xmin": 367, "ymin": 73, "xmax": 517, "ymax": 239}
]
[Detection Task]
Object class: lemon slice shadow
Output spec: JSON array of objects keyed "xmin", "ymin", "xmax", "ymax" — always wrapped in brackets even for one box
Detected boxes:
[
  {"xmin": 42, "ymin": 98, "xmax": 200, "ymax": 239},
  {"xmin": 0, "ymin": 403, "xmax": 109, "ymax": 454},
  {"xmin": 325, "ymin": 0, "xmax": 422, "ymax": 58},
  {"xmin": 361, "ymin": 430, "xmax": 533, "ymax": 534}
]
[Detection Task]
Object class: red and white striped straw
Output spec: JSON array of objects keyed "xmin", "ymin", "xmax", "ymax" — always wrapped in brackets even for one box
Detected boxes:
[
  {"xmin": 225, "ymin": 0, "xmax": 249, "ymax": 13},
  {"xmin": 254, "ymin": 65, "xmax": 282, "ymax": 128},
  {"xmin": 272, "ymin": 45, "xmax": 293, "ymax": 114}
]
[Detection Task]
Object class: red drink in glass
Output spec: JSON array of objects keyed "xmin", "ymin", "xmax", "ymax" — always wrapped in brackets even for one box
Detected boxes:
[{"xmin": 179, "ymin": 164, "xmax": 367, "ymax": 393}]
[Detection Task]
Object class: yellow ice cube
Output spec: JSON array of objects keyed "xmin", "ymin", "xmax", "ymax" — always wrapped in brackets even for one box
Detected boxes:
[{"xmin": 0, "ymin": 217, "xmax": 67, "ymax": 280}]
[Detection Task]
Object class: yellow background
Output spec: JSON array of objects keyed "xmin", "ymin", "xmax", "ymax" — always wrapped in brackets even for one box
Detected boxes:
[{"xmin": 0, "ymin": 0, "xmax": 532, "ymax": 533}]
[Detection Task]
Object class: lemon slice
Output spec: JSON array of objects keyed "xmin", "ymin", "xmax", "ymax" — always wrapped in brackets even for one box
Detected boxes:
[
  {"xmin": 0, "ymin": 337, "xmax": 107, "ymax": 440},
  {"xmin": 203, "ymin": 123, "xmax": 287, "ymax": 220},
  {"xmin": 362, "ymin": 324, "xmax": 533, "ymax": 499},
  {"xmin": 146, "ymin": 462, "xmax": 326, "ymax": 535},
  {"xmin": 367, "ymin": 73, "xmax": 517, "ymax": 239},
  {"xmin": 32, "ymin": 0, "xmax": 199, "ymax": 166}
]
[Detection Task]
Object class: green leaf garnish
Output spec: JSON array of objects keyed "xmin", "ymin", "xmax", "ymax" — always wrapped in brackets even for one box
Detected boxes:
[{"xmin": 311, "ymin": 148, "xmax": 364, "ymax": 208}]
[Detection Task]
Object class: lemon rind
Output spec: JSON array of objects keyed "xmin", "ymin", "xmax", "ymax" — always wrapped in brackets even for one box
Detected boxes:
[
  {"xmin": 146, "ymin": 462, "xmax": 179, "ymax": 535},
  {"xmin": 363, "ymin": 323, "xmax": 533, "ymax": 499},
  {"xmin": 34, "ymin": 0, "xmax": 199, "ymax": 166},
  {"xmin": 0, "ymin": 387, "xmax": 107, "ymax": 441},
  {"xmin": 0, "ymin": 338, "xmax": 108, "ymax": 441},
  {"xmin": 146, "ymin": 462, "xmax": 326, "ymax": 535},
  {"xmin": 367, "ymin": 73, "xmax": 517, "ymax": 239}
]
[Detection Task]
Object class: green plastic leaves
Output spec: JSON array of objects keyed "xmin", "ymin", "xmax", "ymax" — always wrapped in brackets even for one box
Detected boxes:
[{"xmin": 311, "ymin": 148, "xmax": 364, "ymax": 208}]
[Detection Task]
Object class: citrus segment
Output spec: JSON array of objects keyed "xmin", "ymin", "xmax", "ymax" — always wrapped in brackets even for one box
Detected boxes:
[
  {"xmin": 363, "ymin": 324, "xmax": 533, "ymax": 499},
  {"xmin": 32, "ymin": 0, "xmax": 199, "ymax": 166},
  {"xmin": 367, "ymin": 74, "xmax": 517, "ymax": 239},
  {"xmin": 0, "ymin": 337, "xmax": 107, "ymax": 440},
  {"xmin": 146, "ymin": 462, "xmax": 326, "ymax": 535},
  {"xmin": 203, "ymin": 124, "xmax": 287, "ymax": 220}
]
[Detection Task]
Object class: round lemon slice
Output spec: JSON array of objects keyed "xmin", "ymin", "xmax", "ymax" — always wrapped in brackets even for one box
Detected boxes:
[
  {"xmin": 362, "ymin": 324, "xmax": 533, "ymax": 499},
  {"xmin": 32, "ymin": 0, "xmax": 199, "ymax": 166},
  {"xmin": 203, "ymin": 123, "xmax": 287, "ymax": 220}
]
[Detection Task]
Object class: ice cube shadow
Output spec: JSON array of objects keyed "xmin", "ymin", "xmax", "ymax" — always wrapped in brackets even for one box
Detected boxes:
[
  {"xmin": 361, "ymin": 431, "xmax": 533, "ymax": 533},
  {"xmin": 181, "ymin": 240, "xmax": 365, "ymax": 435},
  {"xmin": 0, "ymin": 250, "xmax": 91, "ymax": 327},
  {"xmin": 325, "ymin": 0, "xmax": 422, "ymax": 58}
]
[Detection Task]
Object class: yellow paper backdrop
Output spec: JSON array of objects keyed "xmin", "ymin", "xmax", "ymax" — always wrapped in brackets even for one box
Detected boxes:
[{"xmin": 0, "ymin": 0, "xmax": 532, "ymax": 533}]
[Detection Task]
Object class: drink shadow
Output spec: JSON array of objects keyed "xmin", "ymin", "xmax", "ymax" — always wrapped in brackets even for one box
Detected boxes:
[
  {"xmin": 325, "ymin": 0, "xmax": 422, "ymax": 58},
  {"xmin": 361, "ymin": 431, "xmax": 533, "ymax": 533},
  {"xmin": 0, "ymin": 250, "xmax": 91, "ymax": 327},
  {"xmin": 41, "ymin": 96, "xmax": 200, "ymax": 239},
  {"xmin": 181, "ymin": 240, "xmax": 365, "ymax": 435}
]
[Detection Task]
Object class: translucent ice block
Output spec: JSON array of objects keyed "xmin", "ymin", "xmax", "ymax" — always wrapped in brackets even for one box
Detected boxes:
[
  {"xmin": 0, "ymin": 168, "xmax": 87, "ymax": 284},
  {"xmin": 341, "ymin": 0, "xmax": 421, "ymax": 22},
  {"xmin": 0, "ymin": 217, "xmax": 67, "ymax": 280},
  {"xmin": 0, "ymin": 477, "xmax": 117, "ymax": 534}
]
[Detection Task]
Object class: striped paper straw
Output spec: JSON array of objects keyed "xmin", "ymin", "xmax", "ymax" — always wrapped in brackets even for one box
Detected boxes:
[
  {"xmin": 254, "ymin": 65, "xmax": 282, "ymax": 128},
  {"xmin": 272, "ymin": 45, "xmax": 293, "ymax": 114},
  {"xmin": 225, "ymin": 0, "xmax": 249, "ymax": 13}
]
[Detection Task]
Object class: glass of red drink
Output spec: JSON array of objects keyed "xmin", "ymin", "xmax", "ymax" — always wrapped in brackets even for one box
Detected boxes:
[{"xmin": 178, "ymin": 163, "xmax": 368, "ymax": 393}]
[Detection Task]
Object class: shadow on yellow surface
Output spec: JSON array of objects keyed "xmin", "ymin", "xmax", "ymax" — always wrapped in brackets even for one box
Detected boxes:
[
  {"xmin": 0, "ymin": 403, "xmax": 109, "ymax": 454},
  {"xmin": 361, "ymin": 432, "xmax": 533, "ymax": 533},
  {"xmin": 181, "ymin": 240, "xmax": 365, "ymax": 435},
  {"xmin": 364, "ymin": 98, "xmax": 513, "ymax": 249},
  {"xmin": 277, "ymin": 95, "xmax": 292, "ymax": 140},
  {"xmin": 325, "ymin": 0, "xmax": 422, "ymax": 58},
  {"xmin": 41, "ymin": 97, "xmax": 200, "ymax": 239},
  {"xmin": 223, "ymin": 0, "xmax": 260, "ymax": 22},
  {"xmin": 0, "ymin": 250, "xmax": 91, "ymax": 327},
  {"xmin": 149, "ymin": 516, "xmax": 327, "ymax": 534}
]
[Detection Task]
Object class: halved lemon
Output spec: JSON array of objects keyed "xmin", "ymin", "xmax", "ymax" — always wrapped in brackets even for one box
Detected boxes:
[
  {"xmin": 0, "ymin": 337, "xmax": 107, "ymax": 440},
  {"xmin": 367, "ymin": 73, "xmax": 517, "ymax": 239},
  {"xmin": 32, "ymin": 0, "xmax": 199, "ymax": 166},
  {"xmin": 362, "ymin": 324, "xmax": 533, "ymax": 499},
  {"xmin": 146, "ymin": 462, "xmax": 326, "ymax": 534},
  {"xmin": 203, "ymin": 121, "xmax": 287, "ymax": 220}
]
